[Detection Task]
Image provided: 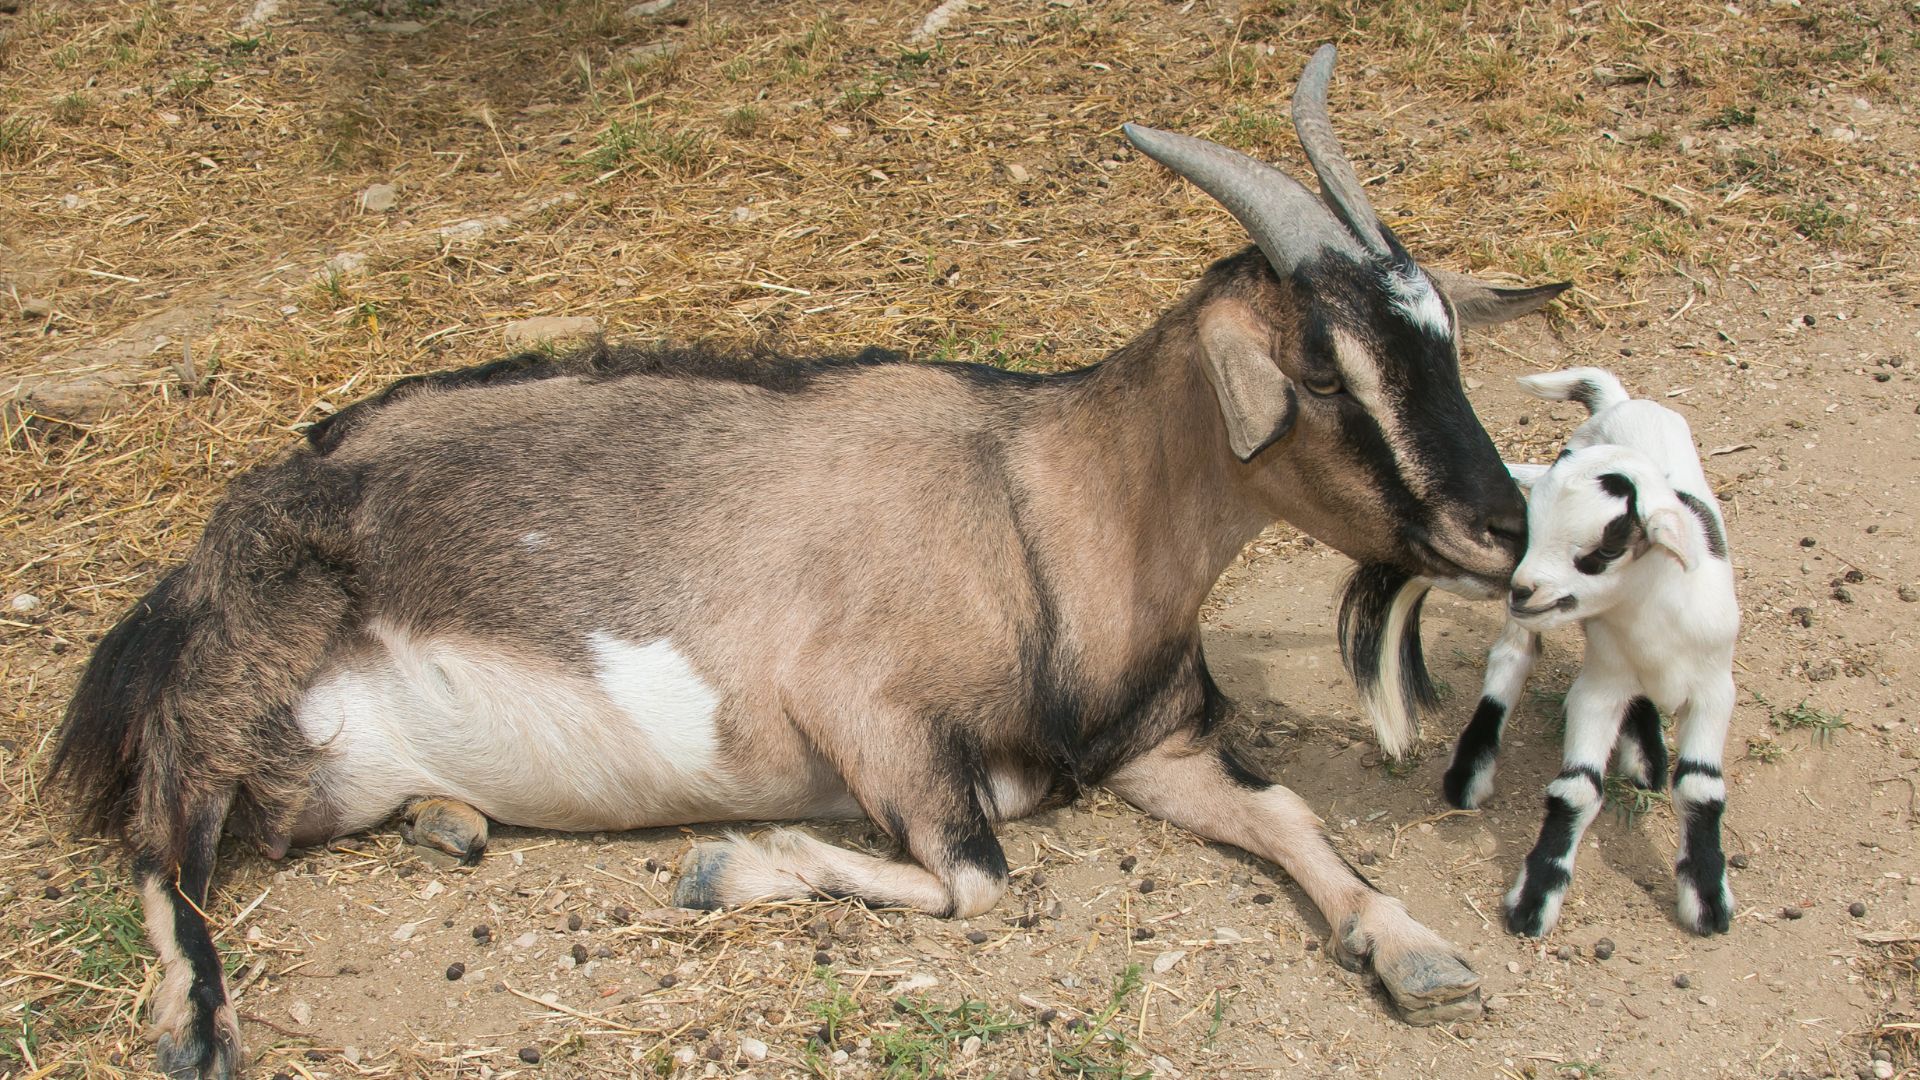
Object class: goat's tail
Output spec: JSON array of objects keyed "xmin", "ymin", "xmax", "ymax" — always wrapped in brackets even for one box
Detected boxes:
[
  {"xmin": 1337, "ymin": 564, "xmax": 1437, "ymax": 760},
  {"xmin": 50, "ymin": 452, "xmax": 356, "ymax": 863},
  {"xmin": 1515, "ymin": 367, "xmax": 1629, "ymax": 416}
]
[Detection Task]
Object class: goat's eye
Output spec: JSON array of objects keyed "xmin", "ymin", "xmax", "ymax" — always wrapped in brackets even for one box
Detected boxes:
[
  {"xmin": 1596, "ymin": 544, "xmax": 1625, "ymax": 560},
  {"xmin": 1303, "ymin": 372, "xmax": 1344, "ymax": 397}
]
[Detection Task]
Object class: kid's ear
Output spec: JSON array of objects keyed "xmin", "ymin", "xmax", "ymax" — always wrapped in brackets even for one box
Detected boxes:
[
  {"xmin": 1506, "ymin": 462, "xmax": 1548, "ymax": 491},
  {"xmin": 1643, "ymin": 504, "xmax": 1700, "ymax": 573}
]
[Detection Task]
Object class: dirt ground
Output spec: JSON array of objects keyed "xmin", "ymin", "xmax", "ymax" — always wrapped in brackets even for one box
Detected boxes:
[{"xmin": 3, "ymin": 0, "xmax": 1918, "ymax": 1077}]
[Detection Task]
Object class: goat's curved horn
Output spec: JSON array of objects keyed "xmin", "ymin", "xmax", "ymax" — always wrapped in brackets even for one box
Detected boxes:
[
  {"xmin": 1122, "ymin": 123, "xmax": 1364, "ymax": 276},
  {"xmin": 1291, "ymin": 43, "xmax": 1390, "ymax": 256}
]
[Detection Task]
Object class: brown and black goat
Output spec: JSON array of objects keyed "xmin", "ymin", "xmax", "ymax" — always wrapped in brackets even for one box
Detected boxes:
[{"xmin": 53, "ymin": 46, "xmax": 1564, "ymax": 1078}]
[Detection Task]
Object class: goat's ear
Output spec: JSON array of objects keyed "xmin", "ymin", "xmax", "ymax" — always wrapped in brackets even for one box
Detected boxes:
[
  {"xmin": 1507, "ymin": 462, "xmax": 1548, "ymax": 491},
  {"xmin": 1425, "ymin": 267, "xmax": 1571, "ymax": 329},
  {"xmin": 1197, "ymin": 300, "xmax": 1297, "ymax": 462},
  {"xmin": 1643, "ymin": 504, "xmax": 1701, "ymax": 574}
]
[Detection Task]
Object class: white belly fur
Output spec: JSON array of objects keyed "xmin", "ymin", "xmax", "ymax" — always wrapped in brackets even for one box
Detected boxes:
[{"xmin": 297, "ymin": 623, "xmax": 787, "ymax": 833}]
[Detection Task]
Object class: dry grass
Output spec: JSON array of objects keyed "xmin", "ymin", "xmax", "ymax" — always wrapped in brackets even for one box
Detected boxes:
[{"xmin": 3, "ymin": 0, "xmax": 1918, "ymax": 1073}]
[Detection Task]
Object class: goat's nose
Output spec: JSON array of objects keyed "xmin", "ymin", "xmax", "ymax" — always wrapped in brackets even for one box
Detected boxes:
[
  {"xmin": 1481, "ymin": 505, "xmax": 1528, "ymax": 555},
  {"xmin": 1509, "ymin": 584, "xmax": 1536, "ymax": 606}
]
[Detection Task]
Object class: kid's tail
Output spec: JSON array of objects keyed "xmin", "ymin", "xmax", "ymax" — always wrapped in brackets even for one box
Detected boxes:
[{"xmin": 1515, "ymin": 367, "xmax": 1629, "ymax": 416}]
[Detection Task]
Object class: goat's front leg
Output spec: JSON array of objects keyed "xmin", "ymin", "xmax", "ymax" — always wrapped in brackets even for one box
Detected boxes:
[
  {"xmin": 1671, "ymin": 675, "xmax": 1734, "ymax": 935},
  {"xmin": 1503, "ymin": 673, "xmax": 1634, "ymax": 937},
  {"xmin": 1108, "ymin": 729, "xmax": 1481, "ymax": 1025},
  {"xmin": 1444, "ymin": 620, "xmax": 1538, "ymax": 809}
]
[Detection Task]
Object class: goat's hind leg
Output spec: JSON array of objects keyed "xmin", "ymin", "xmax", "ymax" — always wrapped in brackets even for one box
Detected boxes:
[
  {"xmin": 141, "ymin": 796, "xmax": 244, "ymax": 1080},
  {"xmin": 403, "ymin": 797, "xmax": 490, "ymax": 865},
  {"xmin": 674, "ymin": 734, "xmax": 1007, "ymax": 919},
  {"xmin": 1671, "ymin": 677, "xmax": 1734, "ymax": 935},
  {"xmin": 1444, "ymin": 621, "xmax": 1538, "ymax": 809},
  {"xmin": 1110, "ymin": 730, "xmax": 1481, "ymax": 1025}
]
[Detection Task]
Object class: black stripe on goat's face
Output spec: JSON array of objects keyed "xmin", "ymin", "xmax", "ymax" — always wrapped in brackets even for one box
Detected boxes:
[{"xmin": 1245, "ymin": 246, "xmax": 1524, "ymax": 592}]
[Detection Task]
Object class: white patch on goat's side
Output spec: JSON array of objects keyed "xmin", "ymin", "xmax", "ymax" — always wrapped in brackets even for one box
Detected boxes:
[
  {"xmin": 1389, "ymin": 268, "xmax": 1451, "ymax": 339},
  {"xmin": 587, "ymin": 633, "xmax": 721, "ymax": 774}
]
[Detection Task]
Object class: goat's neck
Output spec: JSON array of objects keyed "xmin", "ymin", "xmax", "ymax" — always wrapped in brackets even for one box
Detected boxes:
[{"xmin": 1014, "ymin": 322, "xmax": 1272, "ymax": 668}]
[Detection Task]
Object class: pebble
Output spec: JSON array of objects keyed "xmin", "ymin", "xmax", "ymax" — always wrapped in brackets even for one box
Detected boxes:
[
  {"xmin": 1730, "ymin": 854, "xmax": 1750, "ymax": 869},
  {"xmin": 1506, "ymin": 961, "xmax": 1522, "ymax": 974},
  {"xmin": 1555, "ymin": 945, "xmax": 1576, "ymax": 962},
  {"xmin": 1875, "ymin": 1049, "xmax": 1894, "ymax": 1063},
  {"xmin": 503, "ymin": 316, "xmax": 602, "ymax": 348},
  {"xmin": 445, "ymin": 962, "xmax": 465, "ymax": 980},
  {"xmin": 1697, "ymin": 994, "xmax": 1718, "ymax": 1008},
  {"xmin": 1850, "ymin": 901, "xmax": 1868, "ymax": 918},
  {"xmin": 1251, "ymin": 892, "xmax": 1273, "ymax": 904},
  {"xmin": 8, "ymin": 593, "xmax": 40, "ymax": 613},
  {"xmin": 1214, "ymin": 927, "xmax": 1244, "ymax": 943},
  {"xmin": 1900, "ymin": 585, "xmax": 1919, "ymax": 603},
  {"xmin": 518, "ymin": 1047, "xmax": 541, "ymax": 1064},
  {"xmin": 1800, "ymin": 536, "xmax": 1818, "ymax": 547},
  {"xmin": 965, "ymin": 929, "xmax": 988, "ymax": 944},
  {"xmin": 1673, "ymin": 973, "xmax": 1691, "ymax": 989},
  {"xmin": 658, "ymin": 973, "xmax": 678, "ymax": 988},
  {"xmin": 19, "ymin": 297, "xmax": 51, "ymax": 320},
  {"xmin": 739, "ymin": 1036, "xmax": 768, "ymax": 1062},
  {"xmin": 1781, "ymin": 905, "xmax": 1805, "ymax": 920},
  {"xmin": 1593, "ymin": 938, "xmax": 1616, "ymax": 961},
  {"xmin": 1873, "ymin": 1062, "xmax": 1895, "ymax": 1079},
  {"xmin": 359, "ymin": 183, "xmax": 398, "ymax": 212}
]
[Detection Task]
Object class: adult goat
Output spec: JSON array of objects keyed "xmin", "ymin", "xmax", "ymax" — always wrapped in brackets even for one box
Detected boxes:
[{"xmin": 53, "ymin": 46, "xmax": 1563, "ymax": 1079}]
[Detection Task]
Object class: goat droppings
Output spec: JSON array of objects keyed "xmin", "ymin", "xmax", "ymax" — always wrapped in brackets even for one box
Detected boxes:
[{"xmin": 445, "ymin": 962, "xmax": 464, "ymax": 980}]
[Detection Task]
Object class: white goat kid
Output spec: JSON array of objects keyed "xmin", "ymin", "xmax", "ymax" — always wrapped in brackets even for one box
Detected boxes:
[{"xmin": 1445, "ymin": 367, "xmax": 1738, "ymax": 938}]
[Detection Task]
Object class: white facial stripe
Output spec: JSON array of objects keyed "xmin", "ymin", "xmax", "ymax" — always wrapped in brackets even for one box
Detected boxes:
[
  {"xmin": 1389, "ymin": 268, "xmax": 1451, "ymax": 338},
  {"xmin": 1331, "ymin": 326, "xmax": 1432, "ymax": 499},
  {"xmin": 589, "ymin": 633, "xmax": 721, "ymax": 772}
]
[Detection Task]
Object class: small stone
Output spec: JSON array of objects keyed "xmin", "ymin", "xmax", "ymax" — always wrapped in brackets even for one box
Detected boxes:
[
  {"xmin": 594, "ymin": 945, "xmax": 613, "ymax": 959},
  {"xmin": 1697, "ymin": 994, "xmax": 1718, "ymax": 1008},
  {"xmin": 360, "ymin": 183, "xmax": 399, "ymax": 212},
  {"xmin": 369, "ymin": 20, "xmax": 426, "ymax": 34},
  {"xmin": 512, "ymin": 932, "xmax": 538, "ymax": 949},
  {"xmin": 1875, "ymin": 1049, "xmax": 1894, "ymax": 1063},
  {"xmin": 8, "ymin": 593, "xmax": 41, "ymax": 613},
  {"xmin": 1730, "ymin": 854, "xmax": 1750, "ymax": 869},
  {"xmin": 19, "ymin": 297, "xmax": 52, "ymax": 320},
  {"xmin": 1593, "ymin": 938, "xmax": 1616, "ymax": 961},
  {"xmin": 518, "ymin": 1047, "xmax": 541, "ymax": 1065},
  {"xmin": 289, "ymin": 1000, "xmax": 313, "ymax": 1026},
  {"xmin": 1251, "ymin": 892, "xmax": 1273, "ymax": 904},
  {"xmin": 1873, "ymin": 1061, "xmax": 1895, "ymax": 1080},
  {"xmin": 1899, "ymin": 585, "xmax": 1918, "ymax": 603},
  {"xmin": 1556, "ymin": 944, "xmax": 1576, "ymax": 962},
  {"xmin": 1800, "ymin": 536, "xmax": 1817, "ymax": 547},
  {"xmin": 1506, "ymin": 961, "xmax": 1522, "ymax": 974},
  {"xmin": 1356, "ymin": 850, "xmax": 1378, "ymax": 866},
  {"xmin": 1118, "ymin": 855, "xmax": 1137, "ymax": 872},
  {"xmin": 1850, "ymin": 901, "xmax": 1868, "ymax": 917},
  {"xmin": 1673, "ymin": 973, "xmax": 1691, "ymax": 989},
  {"xmin": 1483, "ymin": 994, "xmax": 1506, "ymax": 1012},
  {"xmin": 1137, "ymin": 878, "xmax": 1155, "ymax": 894},
  {"xmin": 1781, "ymin": 905, "xmax": 1804, "ymax": 920},
  {"xmin": 446, "ymin": 962, "xmax": 465, "ymax": 980},
  {"xmin": 739, "ymin": 1036, "xmax": 768, "ymax": 1062},
  {"xmin": 1214, "ymin": 927, "xmax": 1243, "ymax": 943},
  {"xmin": 1006, "ymin": 163, "xmax": 1031, "ymax": 183},
  {"xmin": 965, "ymin": 929, "xmax": 988, "ymax": 944},
  {"xmin": 623, "ymin": 0, "xmax": 674, "ymax": 17},
  {"xmin": 657, "ymin": 973, "xmax": 678, "ymax": 988},
  {"xmin": 1151, "ymin": 949, "xmax": 1186, "ymax": 974}
]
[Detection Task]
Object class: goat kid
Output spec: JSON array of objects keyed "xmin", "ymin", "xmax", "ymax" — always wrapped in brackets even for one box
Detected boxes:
[
  {"xmin": 1348, "ymin": 368, "xmax": 1737, "ymax": 938},
  {"xmin": 53, "ymin": 47, "xmax": 1563, "ymax": 1079}
]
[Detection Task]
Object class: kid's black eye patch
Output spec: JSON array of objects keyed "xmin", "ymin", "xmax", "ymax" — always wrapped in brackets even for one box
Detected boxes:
[{"xmin": 1574, "ymin": 511, "xmax": 1637, "ymax": 575}]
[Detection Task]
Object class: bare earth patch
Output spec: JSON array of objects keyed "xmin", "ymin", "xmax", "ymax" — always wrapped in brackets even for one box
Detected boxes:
[{"xmin": 2, "ymin": 0, "xmax": 1916, "ymax": 1077}]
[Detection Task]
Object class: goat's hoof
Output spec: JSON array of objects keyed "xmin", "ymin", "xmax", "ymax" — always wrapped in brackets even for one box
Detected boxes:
[
  {"xmin": 403, "ymin": 798, "xmax": 489, "ymax": 865},
  {"xmin": 1441, "ymin": 764, "xmax": 1488, "ymax": 810},
  {"xmin": 673, "ymin": 846, "xmax": 730, "ymax": 910},
  {"xmin": 1676, "ymin": 875, "xmax": 1733, "ymax": 936},
  {"xmin": 1502, "ymin": 891, "xmax": 1559, "ymax": 938},
  {"xmin": 155, "ymin": 1025, "xmax": 239, "ymax": 1080}
]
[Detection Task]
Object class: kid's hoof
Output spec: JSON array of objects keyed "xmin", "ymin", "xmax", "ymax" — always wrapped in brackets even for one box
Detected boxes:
[
  {"xmin": 673, "ymin": 846, "xmax": 730, "ymax": 910},
  {"xmin": 155, "ymin": 1027, "xmax": 237, "ymax": 1080},
  {"xmin": 1375, "ymin": 949, "xmax": 1484, "ymax": 1026},
  {"xmin": 1441, "ymin": 761, "xmax": 1489, "ymax": 810},
  {"xmin": 403, "ymin": 798, "xmax": 489, "ymax": 865},
  {"xmin": 1677, "ymin": 875, "xmax": 1733, "ymax": 936}
]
